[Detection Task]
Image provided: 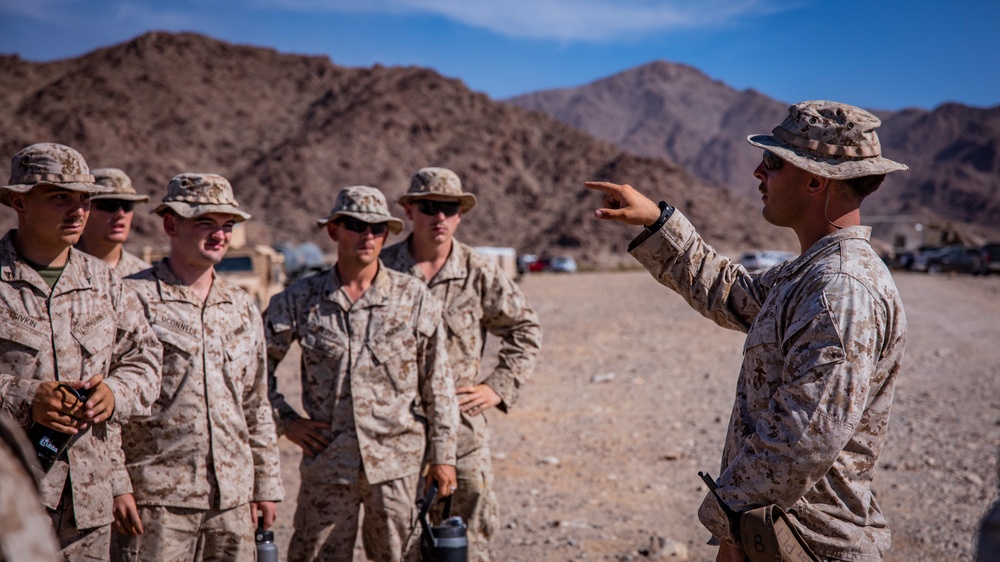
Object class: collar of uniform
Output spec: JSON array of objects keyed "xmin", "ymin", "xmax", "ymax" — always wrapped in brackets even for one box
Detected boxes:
[
  {"xmin": 779, "ymin": 225, "xmax": 873, "ymax": 278},
  {"xmin": 0, "ymin": 230, "xmax": 94, "ymax": 295},
  {"xmin": 433, "ymin": 239, "xmax": 468, "ymax": 283},
  {"xmin": 323, "ymin": 260, "xmax": 393, "ymax": 310},
  {"xmin": 153, "ymin": 258, "xmax": 233, "ymax": 307},
  {"xmin": 390, "ymin": 235, "xmax": 467, "ymax": 284},
  {"xmin": 53, "ymin": 248, "xmax": 96, "ymax": 296}
]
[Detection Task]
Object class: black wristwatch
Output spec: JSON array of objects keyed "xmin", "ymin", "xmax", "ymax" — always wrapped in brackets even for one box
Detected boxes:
[{"xmin": 627, "ymin": 201, "xmax": 675, "ymax": 252}]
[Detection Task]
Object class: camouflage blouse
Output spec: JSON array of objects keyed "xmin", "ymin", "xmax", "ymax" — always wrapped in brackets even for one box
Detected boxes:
[{"xmin": 631, "ymin": 211, "xmax": 906, "ymax": 562}]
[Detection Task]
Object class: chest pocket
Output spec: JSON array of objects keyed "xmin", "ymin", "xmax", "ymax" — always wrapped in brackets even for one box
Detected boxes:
[
  {"xmin": 72, "ymin": 313, "xmax": 116, "ymax": 375},
  {"xmin": 0, "ymin": 317, "xmax": 47, "ymax": 376},
  {"xmin": 297, "ymin": 325, "xmax": 348, "ymax": 402},
  {"xmin": 223, "ymin": 323, "xmax": 257, "ymax": 397},
  {"xmin": 444, "ymin": 294, "xmax": 482, "ymax": 355},
  {"xmin": 300, "ymin": 325, "xmax": 348, "ymax": 361},
  {"xmin": 368, "ymin": 322, "xmax": 418, "ymax": 394},
  {"xmin": 153, "ymin": 324, "xmax": 201, "ymax": 402}
]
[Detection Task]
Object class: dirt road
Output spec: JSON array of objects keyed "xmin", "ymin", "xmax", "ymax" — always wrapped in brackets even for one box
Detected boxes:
[{"xmin": 272, "ymin": 269, "xmax": 1000, "ymax": 561}]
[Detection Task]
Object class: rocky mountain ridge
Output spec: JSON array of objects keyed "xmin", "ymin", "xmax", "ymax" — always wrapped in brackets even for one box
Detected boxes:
[
  {"xmin": 0, "ymin": 33, "xmax": 797, "ymax": 267},
  {"xmin": 508, "ymin": 61, "xmax": 1000, "ymax": 242}
]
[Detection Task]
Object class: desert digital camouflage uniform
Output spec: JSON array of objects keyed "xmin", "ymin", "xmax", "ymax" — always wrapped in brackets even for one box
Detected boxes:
[
  {"xmin": 114, "ymin": 261, "xmax": 283, "ymax": 560},
  {"xmin": 629, "ymin": 209, "xmax": 906, "ymax": 562},
  {"xmin": 0, "ymin": 143, "xmax": 162, "ymax": 559},
  {"xmin": 0, "ymin": 235, "xmax": 162, "ymax": 551},
  {"xmin": 0, "ymin": 414, "xmax": 59, "ymax": 562},
  {"xmin": 114, "ymin": 250, "xmax": 149, "ymax": 277},
  {"xmin": 265, "ymin": 263, "xmax": 458, "ymax": 562},
  {"xmin": 80, "ymin": 167, "xmax": 151, "ymax": 278},
  {"xmin": 111, "ymin": 173, "xmax": 282, "ymax": 561},
  {"xmin": 382, "ymin": 237, "xmax": 541, "ymax": 560}
]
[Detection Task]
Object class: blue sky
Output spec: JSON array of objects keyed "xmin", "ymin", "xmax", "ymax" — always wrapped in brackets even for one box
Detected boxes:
[{"xmin": 1, "ymin": 0, "xmax": 997, "ymax": 111}]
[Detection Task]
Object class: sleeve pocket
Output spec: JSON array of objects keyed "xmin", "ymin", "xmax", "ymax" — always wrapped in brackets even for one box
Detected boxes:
[{"xmin": 743, "ymin": 314, "xmax": 778, "ymax": 352}]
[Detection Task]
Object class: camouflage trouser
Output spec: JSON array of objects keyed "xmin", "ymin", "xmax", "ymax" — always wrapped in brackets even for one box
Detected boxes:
[
  {"xmin": 978, "ymin": 498, "xmax": 1000, "ymax": 562},
  {"xmin": 430, "ymin": 443, "xmax": 498, "ymax": 562},
  {"xmin": 288, "ymin": 470, "xmax": 420, "ymax": 562},
  {"xmin": 47, "ymin": 479, "xmax": 112, "ymax": 561},
  {"xmin": 109, "ymin": 503, "xmax": 255, "ymax": 562}
]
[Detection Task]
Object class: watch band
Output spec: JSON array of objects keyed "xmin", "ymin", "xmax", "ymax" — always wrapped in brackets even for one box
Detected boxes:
[{"xmin": 627, "ymin": 201, "xmax": 675, "ymax": 252}]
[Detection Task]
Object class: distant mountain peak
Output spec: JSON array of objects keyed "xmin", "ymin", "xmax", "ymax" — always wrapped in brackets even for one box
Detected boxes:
[
  {"xmin": 507, "ymin": 62, "xmax": 1000, "ymax": 239},
  {"xmin": 0, "ymin": 31, "xmax": 799, "ymax": 266}
]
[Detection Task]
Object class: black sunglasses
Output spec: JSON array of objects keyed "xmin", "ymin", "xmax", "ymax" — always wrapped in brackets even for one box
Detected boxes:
[
  {"xmin": 762, "ymin": 150, "xmax": 784, "ymax": 171},
  {"xmin": 338, "ymin": 217, "xmax": 388, "ymax": 235},
  {"xmin": 93, "ymin": 199, "xmax": 136, "ymax": 213},
  {"xmin": 414, "ymin": 200, "xmax": 461, "ymax": 217}
]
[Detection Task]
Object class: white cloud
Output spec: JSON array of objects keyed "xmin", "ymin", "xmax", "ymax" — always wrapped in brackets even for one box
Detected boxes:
[
  {"xmin": 0, "ymin": 0, "xmax": 194, "ymax": 29},
  {"xmin": 110, "ymin": 2, "xmax": 196, "ymax": 29},
  {"xmin": 0, "ymin": 0, "xmax": 84, "ymax": 24},
  {"xmin": 256, "ymin": 0, "xmax": 786, "ymax": 41}
]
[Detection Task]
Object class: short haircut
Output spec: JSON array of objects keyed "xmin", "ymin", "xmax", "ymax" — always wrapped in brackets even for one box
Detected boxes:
[{"xmin": 837, "ymin": 174, "xmax": 886, "ymax": 203}]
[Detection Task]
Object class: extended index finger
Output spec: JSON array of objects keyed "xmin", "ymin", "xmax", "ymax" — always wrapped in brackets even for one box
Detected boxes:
[{"xmin": 584, "ymin": 181, "xmax": 623, "ymax": 194}]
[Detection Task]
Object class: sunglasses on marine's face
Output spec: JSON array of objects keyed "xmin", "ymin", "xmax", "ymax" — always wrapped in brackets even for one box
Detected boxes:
[
  {"xmin": 414, "ymin": 200, "xmax": 461, "ymax": 217},
  {"xmin": 338, "ymin": 217, "xmax": 388, "ymax": 235},
  {"xmin": 93, "ymin": 199, "xmax": 136, "ymax": 213},
  {"xmin": 762, "ymin": 150, "xmax": 785, "ymax": 171}
]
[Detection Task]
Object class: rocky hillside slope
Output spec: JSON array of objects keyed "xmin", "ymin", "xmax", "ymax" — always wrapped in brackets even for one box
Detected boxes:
[
  {"xmin": 508, "ymin": 61, "xmax": 1000, "ymax": 240},
  {"xmin": 0, "ymin": 33, "xmax": 796, "ymax": 267}
]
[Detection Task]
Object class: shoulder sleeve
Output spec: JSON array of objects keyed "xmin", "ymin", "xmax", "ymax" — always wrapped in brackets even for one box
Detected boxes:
[
  {"xmin": 477, "ymin": 259, "xmax": 542, "ymax": 411},
  {"xmin": 240, "ymin": 298, "xmax": 284, "ymax": 502},
  {"xmin": 263, "ymin": 288, "xmax": 303, "ymax": 431},
  {"xmin": 629, "ymin": 209, "xmax": 766, "ymax": 333},
  {"xmin": 103, "ymin": 276, "xmax": 162, "ymax": 423},
  {"xmin": 411, "ymin": 282, "xmax": 456, "ymax": 465}
]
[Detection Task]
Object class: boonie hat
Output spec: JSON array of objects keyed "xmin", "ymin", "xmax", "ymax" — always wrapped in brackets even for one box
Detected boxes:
[
  {"xmin": 747, "ymin": 100, "xmax": 908, "ymax": 179},
  {"xmin": 317, "ymin": 185, "xmax": 403, "ymax": 234},
  {"xmin": 152, "ymin": 173, "xmax": 251, "ymax": 222},
  {"xmin": 1, "ymin": 143, "xmax": 112, "ymax": 206},
  {"xmin": 90, "ymin": 168, "xmax": 150, "ymax": 203},
  {"xmin": 399, "ymin": 167, "xmax": 477, "ymax": 213}
]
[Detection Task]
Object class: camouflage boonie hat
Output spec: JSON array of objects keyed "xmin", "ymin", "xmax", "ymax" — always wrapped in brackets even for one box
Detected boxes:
[
  {"xmin": 1, "ymin": 143, "xmax": 112, "ymax": 206},
  {"xmin": 90, "ymin": 168, "xmax": 150, "ymax": 203},
  {"xmin": 152, "ymin": 173, "xmax": 251, "ymax": 222},
  {"xmin": 399, "ymin": 167, "xmax": 477, "ymax": 213},
  {"xmin": 317, "ymin": 185, "xmax": 403, "ymax": 234},
  {"xmin": 748, "ymin": 100, "xmax": 908, "ymax": 179}
]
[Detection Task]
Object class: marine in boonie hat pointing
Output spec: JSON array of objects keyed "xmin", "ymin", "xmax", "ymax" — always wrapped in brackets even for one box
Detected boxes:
[
  {"xmin": 265, "ymin": 184, "xmax": 458, "ymax": 561},
  {"xmin": 0, "ymin": 143, "xmax": 162, "ymax": 558},
  {"xmin": 111, "ymin": 172, "xmax": 283, "ymax": 560},
  {"xmin": 586, "ymin": 100, "xmax": 908, "ymax": 562}
]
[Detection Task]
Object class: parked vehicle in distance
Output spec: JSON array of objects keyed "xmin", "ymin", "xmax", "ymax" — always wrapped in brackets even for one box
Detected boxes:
[
  {"xmin": 980, "ymin": 243, "xmax": 1000, "ymax": 275},
  {"xmin": 517, "ymin": 254, "xmax": 550, "ymax": 274},
  {"xmin": 517, "ymin": 254, "xmax": 536, "ymax": 276},
  {"xmin": 738, "ymin": 250, "xmax": 795, "ymax": 272},
  {"xmin": 474, "ymin": 246, "xmax": 520, "ymax": 280},
  {"xmin": 549, "ymin": 256, "xmax": 578, "ymax": 273},
  {"xmin": 911, "ymin": 245, "xmax": 982, "ymax": 274}
]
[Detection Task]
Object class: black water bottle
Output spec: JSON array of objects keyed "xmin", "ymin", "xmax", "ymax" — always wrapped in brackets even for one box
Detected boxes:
[
  {"xmin": 26, "ymin": 384, "xmax": 92, "ymax": 473},
  {"xmin": 419, "ymin": 483, "xmax": 468, "ymax": 562},
  {"xmin": 255, "ymin": 515, "xmax": 278, "ymax": 562}
]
